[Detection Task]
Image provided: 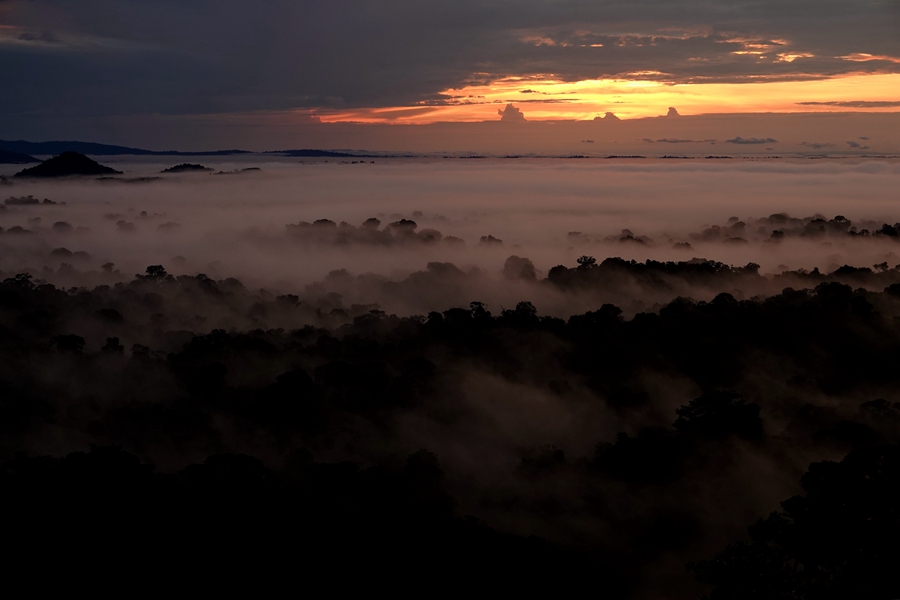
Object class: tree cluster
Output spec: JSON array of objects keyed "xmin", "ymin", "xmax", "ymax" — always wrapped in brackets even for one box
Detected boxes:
[{"xmin": 284, "ymin": 217, "xmax": 462, "ymax": 246}]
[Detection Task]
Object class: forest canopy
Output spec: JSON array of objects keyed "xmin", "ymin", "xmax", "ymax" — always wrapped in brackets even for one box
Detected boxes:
[{"xmin": 1, "ymin": 262, "xmax": 898, "ymax": 597}]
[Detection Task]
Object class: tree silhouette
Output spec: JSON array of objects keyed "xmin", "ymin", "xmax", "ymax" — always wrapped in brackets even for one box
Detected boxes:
[
  {"xmin": 52, "ymin": 334, "xmax": 85, "ymax": 353},
  {"xmin": 674, "ymin": 392, "xmax": 763, "ymax": 440},
  {"xmin": 689, "ymin": 445, "xmax": 900, "ymax": 599},
  {"xmin": 576, "ymin": 255, "xmax": 597, "ymax": 269},
  {"xmin": 144, "ymin": 265, "xmax": 167, "ymax": 278}
]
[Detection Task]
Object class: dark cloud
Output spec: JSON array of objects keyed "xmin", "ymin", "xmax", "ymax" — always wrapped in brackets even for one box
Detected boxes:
[
  {"xmin": 847, "ymin": 140, "xmax": 870, "ymax": 149},
  {"xmin": 0, "ymin": 0, "xmax": 898, "ymax": 122},
  {"xmin": 642, "ymin": 138, "xmax": 716, "ymax": 144},
  {"xmin": 726, "ymin": 137, "xmax": 778, "ymax": 144},
  {"xmin": 16, "ymin": 29, "xmax": 59, "ymax": 43},
  {"xmin": 800, "ymin": 141, "xmax": 836, "ymax": 149}
]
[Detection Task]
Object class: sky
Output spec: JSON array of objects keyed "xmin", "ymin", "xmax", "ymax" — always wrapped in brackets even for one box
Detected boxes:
[{"xmin": 1, "ymin": 0, "xmax": 900, "ymax": 150}]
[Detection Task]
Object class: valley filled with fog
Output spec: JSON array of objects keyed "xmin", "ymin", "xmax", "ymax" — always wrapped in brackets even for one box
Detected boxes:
[{"xmin": 2, "ymin": 157, "xmax": 900, "ymax": 597}]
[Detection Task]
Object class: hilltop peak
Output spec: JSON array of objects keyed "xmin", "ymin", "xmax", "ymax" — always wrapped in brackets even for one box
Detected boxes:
[{"xmin": 14, "ymin": 151, "xmax": 123, "ymax": 178}]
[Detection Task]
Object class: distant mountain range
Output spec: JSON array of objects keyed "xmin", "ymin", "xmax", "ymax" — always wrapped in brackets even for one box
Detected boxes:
[
  {"xmin": 0, "ymin": 149, "xmax": 40, "ymax": 164},
  {"xmin": 274, "ymin": 149, "xmax": 373, "ymax": 157},
  {"xmin": 0, "ymin": 139, "xmax": 251, "ymax": 156},
  {"xmin": 0, "ymin": 139, "xmax": 376, "ymax": 157}
]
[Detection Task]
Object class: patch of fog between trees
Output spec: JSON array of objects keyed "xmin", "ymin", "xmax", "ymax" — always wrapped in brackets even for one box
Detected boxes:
[
  {"xmin": 2, "ymin": 158, "xmax": 900, "ymax": 318},
  {"xmin": 361, "ymin": 344, "xmax": 846, "ymax": 548}
]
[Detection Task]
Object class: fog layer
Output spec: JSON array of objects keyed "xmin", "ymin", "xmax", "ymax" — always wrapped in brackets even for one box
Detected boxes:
[{"xmin": 2, "ymin": 157, "xmax": 900, "ymax": 317}]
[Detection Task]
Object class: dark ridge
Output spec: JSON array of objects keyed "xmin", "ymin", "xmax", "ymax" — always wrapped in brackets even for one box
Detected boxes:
[
  {"xmin": 3, "ymin": 195, "xmax": 60, "ymax": 205},
  {"xmin": 0, "ymin": 150, "xmax": 39, "ymax": 164},
  {"xmin": 0, "ymin": 139, "xmax": 250, "ymax": 156},
  {"xmin": 161, "ymin": 163, "xmax": 212, "ymax": 173},
  {"xmin": 14, "ymin": 152, "xmax": 123, "ymax": 178}
]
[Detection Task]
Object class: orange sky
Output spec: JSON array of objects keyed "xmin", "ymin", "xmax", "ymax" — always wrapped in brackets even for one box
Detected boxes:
[{"xmin": 317, "ymin": 72, "xmax": 900, "ymax": 124}]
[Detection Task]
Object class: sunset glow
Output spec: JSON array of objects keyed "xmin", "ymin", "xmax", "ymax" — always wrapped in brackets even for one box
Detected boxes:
[{"xmin": 317, "ymin": 72, "xmax": 900, "ymax": 124}]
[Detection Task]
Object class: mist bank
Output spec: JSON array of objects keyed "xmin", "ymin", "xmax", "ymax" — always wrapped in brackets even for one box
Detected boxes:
[{"xmin": 2, "ymin": 159, "xmax": 900, "ymax": 316}]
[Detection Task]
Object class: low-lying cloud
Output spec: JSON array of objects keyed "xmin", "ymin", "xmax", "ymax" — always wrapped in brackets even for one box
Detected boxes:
[
  {"xmin": 726, "ymin": 136, "xmax": 778, "ymax": 144},
  {"xmin": 798, "ymin": 100, "xmax": 900, "ymax": 108}
]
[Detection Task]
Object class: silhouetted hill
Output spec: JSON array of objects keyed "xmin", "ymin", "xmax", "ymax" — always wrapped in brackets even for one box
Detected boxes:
[
  {"xmin": 0, "ymin": 139, "xmax": 250, "ymax": 156},
  {"xmin": 14, "ymin": 152, "xmax": 123, "ymax": 178},
  {"xmin": 161, "ymin": 163, "xmax": 212, "ymax": 173},
  {"xmin": 0, "ymin": 150, "xmax": 39, "ymax": 164}
]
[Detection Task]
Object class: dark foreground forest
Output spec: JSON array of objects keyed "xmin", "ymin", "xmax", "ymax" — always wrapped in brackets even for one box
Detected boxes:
[{"xmin": 1, "ymin": 259, "xmax": 899, "ymax": 598}]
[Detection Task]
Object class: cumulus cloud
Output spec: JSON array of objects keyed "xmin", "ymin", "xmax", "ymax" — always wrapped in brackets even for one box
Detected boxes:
[
  {"xmin": 666, "ymin": 107, "xmax": 680, "ymax": 117},
  {"xmin": 498, "ymin": 104, "xmax": 527, "ymax": 122}
]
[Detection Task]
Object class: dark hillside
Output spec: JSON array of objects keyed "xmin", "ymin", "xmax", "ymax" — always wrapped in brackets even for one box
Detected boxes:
[
  {"xmin": 0, "ymin": 150, "xmax": 39, "ymax": 164},
  {"xmin": 14, "ymin": 152, "xmax": 122, "ymax": 178},
  {"xmin": 0, "ymin": 139, "xmax": 250, "ymax": 156}
]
